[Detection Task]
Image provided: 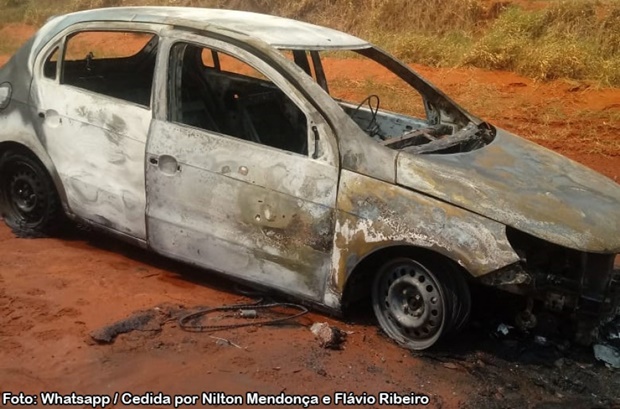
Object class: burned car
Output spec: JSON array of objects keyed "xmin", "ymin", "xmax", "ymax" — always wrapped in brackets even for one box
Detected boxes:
[{"xmin": 0, "ymin": 7, "xmax": 618, "ymax": 350}]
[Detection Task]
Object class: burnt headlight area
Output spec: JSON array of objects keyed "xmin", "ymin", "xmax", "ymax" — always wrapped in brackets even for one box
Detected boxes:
[{"xmin": 477, "ymin": 228, "xmax": 620, "ymax": 344}]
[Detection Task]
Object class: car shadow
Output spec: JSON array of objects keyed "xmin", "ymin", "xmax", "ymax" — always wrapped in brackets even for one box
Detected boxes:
[{"xmin": 56, "ymin": 224, "xmax": 260, "ymax": 301}]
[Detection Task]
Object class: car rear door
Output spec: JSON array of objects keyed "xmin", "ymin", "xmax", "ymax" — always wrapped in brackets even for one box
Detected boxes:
[
  {"xmin": 30, "ymin": 25, "xmax": 161, "ymax": 239},
  {"xmin": 145, "ymin": 34, "xmax": 339, "ymax": 300}
]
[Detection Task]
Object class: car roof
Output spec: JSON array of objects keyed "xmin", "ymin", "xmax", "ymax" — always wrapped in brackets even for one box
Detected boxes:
[{"xmin": 48, "ymin": 7, "xmax": 370, "ymax": 50}]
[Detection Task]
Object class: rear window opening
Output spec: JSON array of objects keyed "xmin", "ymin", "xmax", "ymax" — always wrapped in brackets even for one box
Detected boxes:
[{"xmin": 61, "ymin": 31, "xmax": 159, "ymax": 107}]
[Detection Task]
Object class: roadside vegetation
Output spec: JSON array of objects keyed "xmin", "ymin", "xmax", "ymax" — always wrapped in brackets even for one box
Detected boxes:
[{"xmin": 0, "ymin": 0, "xmax": 619, "ymax": 86}]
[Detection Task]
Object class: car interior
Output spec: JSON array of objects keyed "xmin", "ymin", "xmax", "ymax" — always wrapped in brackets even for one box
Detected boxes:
[
  {"xmin": 60, "ymin": 33, "xmax": 159, "ymax": 108},
  {"xmin": 172, "ymin": 44, "xmax": 308, "ymax": 155},
  {"xmin": 301, "ymin": 48, "xmax": 493, "ymax": 155}
]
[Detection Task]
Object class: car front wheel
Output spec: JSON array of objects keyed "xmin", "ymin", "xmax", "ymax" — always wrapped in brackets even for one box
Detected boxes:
[
  {"xmin": 0, "ymin": 150, "xmax": 63, "ymax": 236},
  {"xmin": 372, "ymin": 257, "xmax": 471, "ymax": 350}
]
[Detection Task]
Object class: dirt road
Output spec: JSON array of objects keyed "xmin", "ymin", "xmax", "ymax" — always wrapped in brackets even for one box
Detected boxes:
[
  {"xmin": 1, "ymin": 223, "xmax": 619, "ymax": 409},
  {"xmin": 0, "ymin": 224, "xmax": 476, "ymax": 407}
]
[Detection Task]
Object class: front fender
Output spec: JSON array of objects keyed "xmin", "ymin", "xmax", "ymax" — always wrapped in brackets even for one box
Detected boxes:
[{"xmin": 324, "ymin": 170, "xmax": 520, "ymax": 308}]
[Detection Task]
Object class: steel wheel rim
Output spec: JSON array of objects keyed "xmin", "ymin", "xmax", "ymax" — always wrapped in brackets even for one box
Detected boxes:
[
  {"xmin": 375, "ymin": 260, "xmax": 445, "ymax": 344},
  {"xmin": 2, "ymin": 162, "xmax": 45, "ymax": 225}
]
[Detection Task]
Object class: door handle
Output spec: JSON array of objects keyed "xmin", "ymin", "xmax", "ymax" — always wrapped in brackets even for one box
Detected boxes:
[
  {"xmin": 38, "ymin": 109, "xmax": 62, "ymax": 127},
  {"xmin": 152, "ymin": 155, "xmax": 180, "ymax": 176}
]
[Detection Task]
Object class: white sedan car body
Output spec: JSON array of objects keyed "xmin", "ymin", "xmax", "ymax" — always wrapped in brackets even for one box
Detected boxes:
[{"xmin": 0, "ymin": 7, "xmax": 618, "ymax": 349}]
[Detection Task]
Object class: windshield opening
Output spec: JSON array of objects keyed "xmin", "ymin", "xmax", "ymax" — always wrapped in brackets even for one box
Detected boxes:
[{"xmin": 280, "ymin": 47, "xmax": 495, "ymax": 154}]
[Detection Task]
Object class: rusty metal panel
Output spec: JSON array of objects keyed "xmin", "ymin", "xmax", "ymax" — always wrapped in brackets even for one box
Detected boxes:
[
  {"xmin": 146, "ymin": 169, "xmax": 333, "ymax": 298},
  {"xmin": 324, "ymin": 169, "xmax": 521, "ymax": 308},
  {"xmin": 397, "ymin": 129, "xmax": 620, "ymax": 253},
  {"xmin": 146, "ymin": 119, "xmax": 338, "ymax": 300}
]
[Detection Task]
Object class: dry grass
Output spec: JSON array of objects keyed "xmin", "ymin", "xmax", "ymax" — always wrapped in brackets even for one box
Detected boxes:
[
  {"xmin": 464, "ymin": 2, "xmax": 620, "ymax": 85},
  {"xmin": 0, "ymin": 0, "xmax": 619, "ymax": 86}
]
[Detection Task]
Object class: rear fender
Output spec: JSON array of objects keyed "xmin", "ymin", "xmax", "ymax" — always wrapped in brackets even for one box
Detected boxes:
[{"xmin": 0, "ymin": 101, "xmax": 69, "ymax": 210}]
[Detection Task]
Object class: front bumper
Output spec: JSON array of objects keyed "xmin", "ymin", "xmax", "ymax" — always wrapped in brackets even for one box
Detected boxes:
[{"xmin": 480, "ymin": 251, "xmax": 619, "ymax": 344}]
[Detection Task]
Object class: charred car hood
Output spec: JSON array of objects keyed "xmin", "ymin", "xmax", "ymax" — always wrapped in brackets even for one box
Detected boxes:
[{"xmin": 396, "ymin": 129, "xmax": 620, "ymax": 253}]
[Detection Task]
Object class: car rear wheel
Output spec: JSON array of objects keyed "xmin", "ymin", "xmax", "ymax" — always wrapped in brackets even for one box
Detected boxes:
[
  {"xmin": 371, "ymin": 257, "xmax": 471, "ymax": 350},
  {"xmin": 0, "ymin": 150, "xmax": 63, "ymax": 236}
]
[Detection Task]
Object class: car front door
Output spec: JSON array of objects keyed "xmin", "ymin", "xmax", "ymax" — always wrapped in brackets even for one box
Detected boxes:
[
  {"xmin": 30, "ymin": 25, "xmax": 161, "ymax": 239},
  {"xmin": 145, "ymin": 34, "xmax": 339, "ymax": 300}
]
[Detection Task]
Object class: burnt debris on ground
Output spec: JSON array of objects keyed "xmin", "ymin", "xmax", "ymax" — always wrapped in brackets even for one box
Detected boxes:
[
  {"xmin": 90, "ymin": 303, "xmax": 185, "ymax": 344},
  {"xmin": 89, "ymin": 299, "xmax": 310, "ymax": 344},
  {"xmin": 594, "ymin": 316, "xmax": 620, "ymax": 369},
  {"xmin": 310, "ymin": 322, "xmax": 348, "ymax": 350},
  {"xmin": 411, "ymin": 286, "xmax": 620, "ymax": 409},
  {"xmin": 87, "ymin": 282, "xmax": 619, "ymax": 407}
]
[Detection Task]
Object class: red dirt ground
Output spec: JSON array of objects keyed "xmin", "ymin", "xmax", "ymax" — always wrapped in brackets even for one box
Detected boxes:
[
  {"xmin": 0, "ymin": 226, "xmax": 479, "ymax": 408},
  {"xmin": 1, "ymin": 24, "xmax": 619, "ymax": 409}
]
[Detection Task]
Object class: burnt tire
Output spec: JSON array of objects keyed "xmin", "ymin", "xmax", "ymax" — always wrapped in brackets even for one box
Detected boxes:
[
  {"xmin": 0, "ymin": 150, "xmax": 63, "ymax": 236},
  {"xmin": 443, "ymin": 261, "xmax": 472, "ymax": 333},
  {"xmin": 371, "ymin": 257, "xmax": 471, "ymax": 350}
]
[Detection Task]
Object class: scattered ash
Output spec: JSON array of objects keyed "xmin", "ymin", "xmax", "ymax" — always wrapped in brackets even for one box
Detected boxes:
[{"xmin": 413, "ymin": 286, "xmax": 620, "ymax": 408}]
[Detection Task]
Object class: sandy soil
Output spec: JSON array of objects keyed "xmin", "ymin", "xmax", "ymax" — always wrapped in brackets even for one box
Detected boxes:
[
  {"xmin": 1, "ymin": 23, "xmax": 620, "ymax": 409},
  {"xmin": 1, "ymin": 225, "xmax": 619, "ymax": 409},
  {"xmin": 0, "ymin": 226, "xmax": 475, "ymax": 407}
]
